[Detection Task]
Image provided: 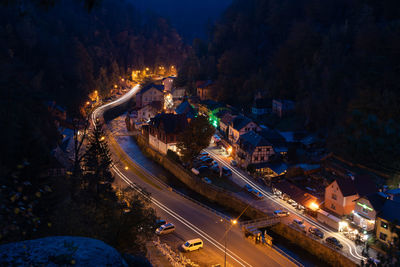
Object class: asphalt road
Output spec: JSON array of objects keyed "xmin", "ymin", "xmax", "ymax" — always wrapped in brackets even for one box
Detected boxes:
[
  {"xmin": 92, "ymin": 85, "xmax": 298, "ymax": 267},
  {"xmin": 205, "ymin": 146, "xmax": 366, "ymax": 264}
]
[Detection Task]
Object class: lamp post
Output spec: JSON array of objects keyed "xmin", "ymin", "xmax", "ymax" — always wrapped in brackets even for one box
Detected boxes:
[{"xmin": 223, "ymin": 219, "xmax": 237, "ymax": 267}]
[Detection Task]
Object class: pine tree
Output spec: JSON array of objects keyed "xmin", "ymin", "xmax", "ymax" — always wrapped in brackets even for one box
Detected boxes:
[{"xmin": 82, "ymin": 121, "xmax": 114, "ymax": 198}]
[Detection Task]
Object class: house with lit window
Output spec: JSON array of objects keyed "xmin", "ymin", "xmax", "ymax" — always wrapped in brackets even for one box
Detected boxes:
[
  {"xmin": 148, "ymin": 113, "xmax": 188, "ymax": 155},
  {"xmin": 375, "ymin": 200, "xmax": 400, "ymax": 247},
  {"xmin": 228, "ymin": 115, "xmax": 260, "ymax": 143},
  {"xmin": 235, "ymin": 131, "xmax": 275, "ymax": 167},
  {"xmin": 136, "ymin": 83, "xmax": 164, "ymax": 108},
  {"xmin": 352, "ymin": 192, "xmax": 388, "ymax": 231},
  {"xmin": 162, "ymin": 76, "xmax": 175, "ymax": 92},
  {"xmin": 324, "ymin": 176, "xmax": 377, "ymax": 216},
  {"xmin": 253, "ymin": 161, "xmax": 288, "ymax": 178}
]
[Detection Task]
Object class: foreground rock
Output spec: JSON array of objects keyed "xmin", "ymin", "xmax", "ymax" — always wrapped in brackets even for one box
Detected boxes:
[{"xmin": 0, "ymin": 236, "xmax": 128, "ymax": 266}]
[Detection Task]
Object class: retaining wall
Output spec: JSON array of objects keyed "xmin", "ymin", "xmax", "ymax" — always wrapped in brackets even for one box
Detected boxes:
[
  {"xmin": 135, "ymin": 134, "xmax": 266, "ymax": 219},
  {"xmin": 270, "ymin": 223, "xmax": 357, "ymax": 267}
]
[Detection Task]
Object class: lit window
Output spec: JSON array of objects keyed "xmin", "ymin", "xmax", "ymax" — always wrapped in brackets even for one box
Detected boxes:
[{"xmin": 381, "ymin": 221, "xmax": 388, "ymax": 229}]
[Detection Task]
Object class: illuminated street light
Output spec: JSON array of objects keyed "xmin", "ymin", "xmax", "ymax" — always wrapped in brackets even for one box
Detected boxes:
[
  {"xmin": 227, "ymin": 146, "xmax": 232, "ymax": 155},
  {"xmin": 309, "ymin": 202, "xmax": 319, "ymax": 210},
  {"xmin": 86, "ymin": 101, "xmax": 90, "ymax": 105},
  {"xmin": 121, "ymin": 78, "xmax": 124, "ymax": 82},
  {"xmin": 145, "ymin": 67, "xmax": 149, "ymax": 71},
  {"xmin": 100, "ymin": 136, "xmax": 105, "ymax": 141},
  {"xmin": 124, "ymin": 166, "xmax": 129, "ymax": 170},
  {"xmin": 114, "ymin": 84, "xmax": 118, "ymax": 89}
]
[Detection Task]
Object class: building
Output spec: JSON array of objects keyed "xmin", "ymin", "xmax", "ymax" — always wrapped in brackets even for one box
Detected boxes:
[
  {"xmin": 352, "ymin": 192, "xmax": 388, "ymax": 231},
  {"xmin": 196, "ymin": 80, "xmax": 214, "ymax": 100},
  {"xmin": 375, "ymin": 200, "xmax": 400, "ymax": 247},
  {"xmin": 253, "ymin": 161, "xmax": 288, "ymax": 178},
  {"xmin": 272, "ymin": 99, "xmax": 295, "ymax": 118},
  {"xmin": 171, "ymin": 87, "xmax": 186, "ymax": 102},
  {"xmin": 175, "ymin": 97, "xmax": 197, "ymax": 119},
  {"xmin": 273, "ymin": 180, "xmax": 322, "ymax": 211},
  {"xmin": 251, "ymin": 98, "xmax": 270, "ymax": 117},
  {"xmin": 148, "ymin": 113, "xmax": 188, "ymax": 155},
  {"xmin": 137, "ymin": 101, "xmax": 163, "ymax": 122},
  {"xmin": 228, "ymin": 115, "xmax": 260, "ymax": 143},
  {"xmin": 236, "ymin": 131, "xmax": 275, "ymax": 167},
  {"xmin": 260, "ymin": 129, "xmax": 288, "ymax": 156},
  {"xmin": 162, "ymin": 76, "xmax": 176, "ymax": 92},
  {"xmin": 136, "ymin": 83, "xmax": 164, "ymax": 108},
  {"xmin": 219, "ymin": 113, "xmax": 236, "ymax": 136},
  {"xmin": 324, "ymin": 176, "xmax": 377, "ymax": 216}
]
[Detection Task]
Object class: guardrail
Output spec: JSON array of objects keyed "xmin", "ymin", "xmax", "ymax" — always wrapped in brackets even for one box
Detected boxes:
[{"xmin": 272, "ymin": 245, "xmax": 304, "ymax": 267}]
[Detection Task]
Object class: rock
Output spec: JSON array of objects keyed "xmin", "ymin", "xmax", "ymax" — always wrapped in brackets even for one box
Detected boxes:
[{"xmin": 0, "ymin": 236, "xmax": 128, "ymax": 266}]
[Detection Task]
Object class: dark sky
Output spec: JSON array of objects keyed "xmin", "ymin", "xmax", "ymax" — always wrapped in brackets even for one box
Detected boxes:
[{"xmin": 132, "ymin": 0, "xmax": 232, "ymax": 42}]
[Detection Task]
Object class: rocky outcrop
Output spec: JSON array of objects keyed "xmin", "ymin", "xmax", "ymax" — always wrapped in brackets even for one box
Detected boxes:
[{"xmin": 0, "ymin": 236, "xmax": 128, "ymax": 266}]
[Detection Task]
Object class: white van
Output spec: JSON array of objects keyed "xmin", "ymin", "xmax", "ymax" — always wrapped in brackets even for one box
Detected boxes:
[
  {"xmin": 181, "ymin": 238, "xmax": 203, "ymax": 252},
  {"xmin": 155, "ymin": 223, "xmax": 175, "ymax": 235}
]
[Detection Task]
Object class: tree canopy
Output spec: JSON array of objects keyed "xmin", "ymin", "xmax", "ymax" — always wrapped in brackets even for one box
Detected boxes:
[{"xmin": 178, "ymin": 116, "xmax": 215, "ymax": 164}]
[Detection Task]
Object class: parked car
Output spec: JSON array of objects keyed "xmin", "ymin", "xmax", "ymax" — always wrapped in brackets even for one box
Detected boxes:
[
  {"xmin": 199, "ymin": 152, "xmax": 209, "ymax": 157},
  {"xmin": 252, "ymin": 189, "xmax": 264, "ymax": 199},
  {"xmin": 230, "ymin": 160, "xmax": 238, "ymax": 167},
  {"xmin": 222, "ymin": 166, "xmax": 232, "ymax": 176},
  {"xmin": 325, "ymin": 236, "xmax": 343, "ymax": 250},
  {"xmin": 181, "ymin": 238, "xmax": 203, "ymax": 252},
  {"xmin": 155, "ymin": 219, "xmax": 166, "ymax": 228},
  {"xmin": 156, "ymin": 223, "xmax": 175, "ymax": 235},
  {"xmin": 202, "ymin": 177, "xmax": 212, "ymax": 184},
  {"xmin": 211, "ymin": 165, "xmax": 219, "ymax": 173},
  {"xmin": 274, "ymin": 210, "xmax": 290, "ymax": 217},
  {"xmin": 202, "ymin": 157, "xmax": 214, "ymax": 165},
  {"xmin": 308, "ymin": 227, "xmax": 324, "ymax": 239},
  {"xmin": 292, "ymin": 219, "xmax": 306, "ymax": 232},
  {"xmin": 244, "ymin": 184, "xmax": 253, "ymax": 193}
]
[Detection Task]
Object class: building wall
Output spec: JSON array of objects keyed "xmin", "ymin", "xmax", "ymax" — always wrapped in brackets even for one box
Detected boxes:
[
  {"xmin": 352, "ymin": 198, "xmax": 376, "ymax": 231},
  {"xmin": 149, "ymin": 133, "xmax": 168, "ymax": 155},
  {"xmin": 197, "ymin": 87, "xmax": 212, "ymax": 100},
  {"xmin": 142, "ymin": 88, "xmax": 164, "ymax": 107},
  {"xmin": 251, "ymin": 146, "xmax": 275, "ymax": 164},
  {"xmin": 137, "ymin": 106, "xmax": 157, "ymax": 121},
  {"xmin": 376, "ymin": 217, "xmax": 400, "ymax": 246},
  {"xmin": 238, "ymin": 122, "xmax": 259, "ymax": 135},
  {"xmin": 163, "ymin": 78, "xmax": 174, "ymax": 92},
  {"xmin": 325, "ymin": 181, "xmax": 358, "ymax": 216}
]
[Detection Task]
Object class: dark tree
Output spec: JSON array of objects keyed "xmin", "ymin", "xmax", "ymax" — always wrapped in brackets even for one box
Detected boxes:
[{"xmin": 178, "ymin": 116, "xmax": 215, "ymax": 165}]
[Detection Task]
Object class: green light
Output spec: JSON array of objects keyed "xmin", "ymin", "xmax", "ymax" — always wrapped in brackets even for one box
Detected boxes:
[{"xmin": 357, "ymin": 202, "xmax": 373, "ymax": 211}]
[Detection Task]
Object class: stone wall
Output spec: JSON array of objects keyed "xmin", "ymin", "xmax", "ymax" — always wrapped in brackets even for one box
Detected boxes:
[
  {"xmin": 135, "ymin": 134, "xmax": 266, "ymax": 219},
  {"xmin": 270, "ymin": 223, "xmax": 357, "ymax": 267}
]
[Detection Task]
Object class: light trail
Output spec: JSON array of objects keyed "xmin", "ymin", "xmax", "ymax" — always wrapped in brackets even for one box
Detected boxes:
[
  {"xmin": 206, "ymin": 148, "xmax": 365, "ymax": 262},
  {"xmin": 91, "ymin": 85, "xmax": 254, "ymax": 267}
]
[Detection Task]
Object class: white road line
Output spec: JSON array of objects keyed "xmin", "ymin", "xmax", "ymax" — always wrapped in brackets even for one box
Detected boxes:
[
  {"xmin": 206, "ymin": 149, "xmax": 365, "ymax": 261},
  {"xmin": 91, "ymin": 87, "xmax": 255, "ymax": 267},
  {"xmin": 112, "ymin": 166, "xmax": 251, "ymax": 267}
]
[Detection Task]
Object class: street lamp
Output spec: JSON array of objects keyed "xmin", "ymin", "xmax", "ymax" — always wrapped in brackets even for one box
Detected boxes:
[{"xmin": 223, "ymin": 219, "xmax": 237, "ymax": 267}]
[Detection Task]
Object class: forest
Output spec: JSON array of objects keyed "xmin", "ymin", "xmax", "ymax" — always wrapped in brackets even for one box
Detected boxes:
[
  {"xmin": 176, "ymin": 0, "xmax": 400, "ymax": 174},
  {"xmin": 0, "ymin": 0, "xmax": 186, "ymax": 259}
]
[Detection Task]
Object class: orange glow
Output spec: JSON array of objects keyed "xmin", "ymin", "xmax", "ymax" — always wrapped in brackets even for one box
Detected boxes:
[
  {"xmin": 232, "ymin": 219, "xmax": 237, "ymax": 225},
  {"xmin": 114, "ymin": 84, "xmax": 118, "ymax": 89},
  {"xmin": 124, "ymin": 166, "xmax": 129, "ymax": 170},
  {"xmin": 227, "ymin": 146, "xmax": 232, "ymax": 154},
  {"xmin": 310, "ymin": 202, "xmax": 319, "ymax": 210},
  {"xmin": 86, "ymin": 101, "xmax": 90, "ymax": 105}
]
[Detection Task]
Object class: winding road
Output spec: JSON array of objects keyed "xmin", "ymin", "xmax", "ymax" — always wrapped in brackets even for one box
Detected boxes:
[{"xmin": 91, "ymin": 85, "xmax": 299, "ymax": 267}]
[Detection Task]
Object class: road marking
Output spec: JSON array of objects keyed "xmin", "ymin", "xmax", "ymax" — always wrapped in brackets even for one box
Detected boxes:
[
  {"xmin": 113, "ymin": 166, "xmax": 252, "ymax": 267},
  {"xmin": 206, "ymin": 149, "xmax": 365, "ymax": 261}
]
